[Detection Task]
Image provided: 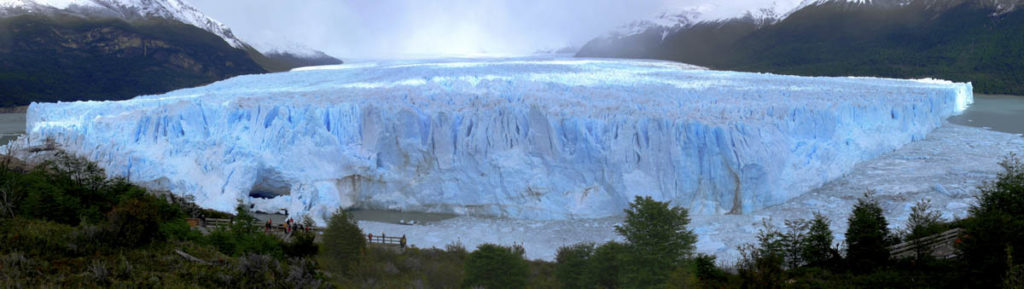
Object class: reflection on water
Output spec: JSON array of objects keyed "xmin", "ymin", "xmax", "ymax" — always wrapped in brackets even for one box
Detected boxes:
[
  {"xmin": 949, "ymin": 94, "xmax": 1024, "ymax": 135},
  {"xmin": 0, "ymin": 113, "xmax": 26, "ymax": 146}
]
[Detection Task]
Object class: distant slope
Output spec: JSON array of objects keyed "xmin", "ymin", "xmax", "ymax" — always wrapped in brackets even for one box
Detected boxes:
[
  {"xmin": 0, "ymin": 14, "xmax": 265, "ymax": 106},
  {"xmin": 0, "ymin": 0, "xmax": 343, "ymax": 106},
  {"xmin": 577, "ymin": 0, "xmax": 1024, "ymax": 95}
]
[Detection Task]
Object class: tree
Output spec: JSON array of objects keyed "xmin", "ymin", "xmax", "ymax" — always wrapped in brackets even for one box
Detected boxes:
[
  {"xmin": 321, "ymin": 209, "xmax": 365, "ymax": 275},
  {"xmin": 845, "ymin": 192, "xmax": 892, "ymax": 274},
  {"xmin": 960, "ymin": 154, "xmax": 1024, "ymax": 288},
  {"xmin": 463, "ymin": 243, "xmax": 528, "ymax": 289},
  {"xmin": 556, "ymin": 243, "xmax": 595, "ymax": 289},
  {"xmin": 800, "ymin": 213, "xmax": 839, "ymax": 269},
  {"xmin": 587, "ymin": 242, "xmax": 628, "ymax": 289},
  {"xmin": 737, "ymin": 221, "xmax": 786, "ymax": 289},
  {"xmin": 615, "ymin": 195, "xmax": 697, "ymax": 289},
  {"xmin": 902, "ymin": 199, "xmax": 944, "ymax": 261},
  {"xmin": 904, "ymin": 199, "xmax": 944, "ymax": 241}
]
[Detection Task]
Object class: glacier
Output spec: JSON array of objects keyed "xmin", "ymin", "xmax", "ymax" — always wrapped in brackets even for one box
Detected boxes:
[{"xmin": 10, "ymin": 58, "xmax": 973, "ymax": 224}]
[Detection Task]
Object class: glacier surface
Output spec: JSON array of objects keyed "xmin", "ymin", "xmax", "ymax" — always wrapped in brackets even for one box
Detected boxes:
[{"xmin": 12, "ymin": 58, "xmax": 973, "ymax": 224}]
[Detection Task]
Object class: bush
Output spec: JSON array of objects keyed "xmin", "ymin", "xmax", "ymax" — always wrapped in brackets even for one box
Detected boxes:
[
  {"xmin": 202, "ymin": 207, "xmax": 285, "ymax": 259},
  {"xmin": 692, "ymin": 254, "xmax": 727, "ymax": 286},
  {"xmin": 321, "ymin": 209, "xmax": 365, "ymax": 275},
  {"xmin": 556, "ymin": 243, "xmax": 594, "ymax": 289},
  {"xmin": 738, "ymin": 222, "xmax": 786, "ymax": 289},
  {"xmin": 283, "ymin": 230, "xmax": 319, "ymax": 258},
  {"xmin": 106, "ymin": 198, "xmax": 162, "ymax": 247},
  {"xmin": 615, "ymin": 195, "xmax": 697, "ymax": 289},
  {"xmin": 960, "ymin": 154, "xmax": 1024, "ymax": 288},
  {"xmin": 587, "ymin": 241, "xmax": 628, "ymax": 289},
  {"xmin": 463, "ymin": 243, "xmax": 529, "ymax": 289}
]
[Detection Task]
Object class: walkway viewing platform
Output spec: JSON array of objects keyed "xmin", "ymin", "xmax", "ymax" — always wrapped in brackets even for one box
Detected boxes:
[
  {"xmin": 888, "ymin": 228, "xmax": 964, "ymax": 260},
  {"xmin": 189, "ymin": 217, "xmax": 408, "ymax": 249}
]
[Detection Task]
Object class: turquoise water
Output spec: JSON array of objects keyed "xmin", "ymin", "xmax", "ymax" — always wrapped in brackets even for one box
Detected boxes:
[{"xmin": 949, "ymin": 94, "xmax": 1024, "ymax": 135}]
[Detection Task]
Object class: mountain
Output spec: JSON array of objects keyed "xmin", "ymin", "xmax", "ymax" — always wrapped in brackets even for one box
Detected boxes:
[
  {"xmin": 245, "ymin": 40, "xmax": 343, "ymax": 72},
  {"xmin": 577, "ymin": 0, "xmax": 1024, "ymax": 95},
  {"xmin": 0, "ymin": 0, "xmax": 341, "ymax": 107}
]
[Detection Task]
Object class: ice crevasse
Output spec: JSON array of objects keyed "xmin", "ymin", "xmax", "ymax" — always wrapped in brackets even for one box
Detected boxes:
[{"xmin": 13, "ymin": 58, "xmax": 973, "ymax": 224}]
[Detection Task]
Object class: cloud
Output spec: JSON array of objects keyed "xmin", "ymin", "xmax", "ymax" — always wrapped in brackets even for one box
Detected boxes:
[{"xmin": 191, "ymin": 0, "xmax": 803, "ymax": 59}]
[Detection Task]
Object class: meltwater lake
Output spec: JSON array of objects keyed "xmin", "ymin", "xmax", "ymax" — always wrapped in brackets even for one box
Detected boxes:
[{"xmin": 0, "ymin": 113, "xmax": 25, "ymax": 146}]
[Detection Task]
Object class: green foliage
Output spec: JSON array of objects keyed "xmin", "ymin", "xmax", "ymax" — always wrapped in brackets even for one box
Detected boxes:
[
  {"xmin": 196, "ymin": 205, "xmax": 286, "ymax": 259},
  {"xmin": 321, "ymin": 209, "xmax": 365, "ymax": 275},
  {"xmin": 692, "ymin": 254, "xmax": 728, "ymax": 288},
  {"xmin": 283, "ymin": 230, "xmax": 320, "ymax": 258},
  {"xmin": 905, "ymin": 199, "xmax": 944, "ymax": 241},
  {"xmin": 0, "ymin": 14, "xmax": 266, "ymax": 107},
  {"xmin": 901, "ymin": 199, "xmax": 946, "ymax": 262},
  {"xmin": 556, "ymin": 243, "xmax": 595, "ymax": 289},
  {"xmin": 738, "ymin": 221, "xmax": 786, "ymax": 289},
  {"xmin": 587, "ymin": 241, "xmax": 628, "ymax": 289},
  {"xmin": 800, "ymin": 213, "xmax": 840, "ymax": 269},
  {"xmin": 105, "ymin": 197, "xmax": 162, "ymax": 247},
  {"xmin": 9, "ymin": 152, "xmax": 157, "ymax": 225},
  {"xmin": 960, "ymin": 154, "xmax": 1024, "ymax": 288},
  {"xmin": 844, "ymin": 192, "xmax": 892, "ymax": 274},
  {"xmin": 615, "ymin": 195, "xmax": 697, "ymax": 289},
  {"xmin": 463, "ymin": 243, "xmax": 529, "ymax": 289}
]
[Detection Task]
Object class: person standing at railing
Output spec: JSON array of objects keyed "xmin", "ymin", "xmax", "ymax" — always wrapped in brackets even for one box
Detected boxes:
[{"xmin": 368, "ymin": 233, "xmax": 373, "ymax": 243}]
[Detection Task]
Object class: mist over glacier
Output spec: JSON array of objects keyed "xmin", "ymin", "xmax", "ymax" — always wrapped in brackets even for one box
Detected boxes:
[{"xmin": 12, "ymin": 58, "xmax": 972, "ymax": 224}]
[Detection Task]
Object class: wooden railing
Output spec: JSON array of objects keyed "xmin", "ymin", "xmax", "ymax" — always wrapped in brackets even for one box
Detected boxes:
[
  {"xmin": 367, "ymin": 234, "xmax": 406, "ymax": 247},
  {"xmin": 889, "ymin": 228, "xmax": 964, "ymax": 260},
  {"xmin": 201, "ymin": 218, "xmax": 324, "ymax": 233}
]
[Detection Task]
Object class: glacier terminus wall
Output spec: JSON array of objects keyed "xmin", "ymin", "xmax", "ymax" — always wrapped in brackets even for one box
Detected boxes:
[{"xmin": 13, "ymin": 58, "xmax": 973, "ymax": 223}]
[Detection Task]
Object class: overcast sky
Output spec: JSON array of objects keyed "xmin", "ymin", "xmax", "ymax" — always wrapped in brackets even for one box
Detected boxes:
[{"xmin": 191, "ymin": 0, "xmax": 804, "ymax": 60}]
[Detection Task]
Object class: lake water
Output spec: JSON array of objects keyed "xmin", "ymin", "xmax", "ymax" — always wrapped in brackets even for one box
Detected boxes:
[
  {"xmin": 0, "ymin": 113, "xmax": 25, "ymax": 146},
  {"xmin": 949, "ymin": 94, "xmax": 1024, "ymax": 135}
]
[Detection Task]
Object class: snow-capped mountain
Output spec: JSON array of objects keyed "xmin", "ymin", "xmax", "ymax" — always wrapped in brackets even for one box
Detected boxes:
[
  {"xmin": 793, "ymin": 0, "xmax": 1021, "ymax": 11},
  {"xmin": 609, "ymin": 9, "xmax": 704, "ymax": 39},
  {"xmin": 0, "ymin": 0, "xmax": 342, "ymax": 68},
  {"xmin": 577, "ymin": 0, "xmax": 1024, "ymax": 95},
  {"xmin": 0, "ymin": 0, "xmax": 342, "ymax": 106},
  {"xmin": 0, "ymin": 0, "xmax": 246, "ymax": 47}
]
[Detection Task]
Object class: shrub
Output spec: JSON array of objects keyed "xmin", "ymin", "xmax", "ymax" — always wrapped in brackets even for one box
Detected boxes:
[
  {"xmin": 738, "ymin": 222, "xmax": 786, "ymax": 289},
  {"xmin": 960, "ymin": 154, "xmax": 1024, "ymax": 288},
  {"xmin": 556, "ymin": 243, "xmax": 594, "ymax": 289},
  {"xmin": 692, "ymin": 254, "xmax": 727, "ymax": 286},
  {"xmin": 321, "ymin": 209, "xmax": 365, "ymax": 275},
  {"xmin": 283, "ymin": 230, "xmax": 319, "ymax": 258},
  {"xmin": 463, "ymin": 243, "xmax": 529, "ymax": 289},
  {"xmin": 615, "ymin": 195, "xmax": 697, "ymax": 289},
  {"xmin": 587, "ymin": 241, "xmax": 628, "ymax": 289},
  {"xmin": 106, "ymin": 198, "xmax": 162, "ymax": 247},
  {"xmin": 234, "ymin": 254, "xmax": 284, "ymax": 288}
]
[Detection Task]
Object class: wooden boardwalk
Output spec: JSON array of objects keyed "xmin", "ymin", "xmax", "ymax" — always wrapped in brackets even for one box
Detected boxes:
[
  {"xmin": 888, "ymin": 228, "xmax": 964, "ymax": 260},
  {"xmin": 192, "ymin": 217, "xmax": 407, "ymax": 248}
]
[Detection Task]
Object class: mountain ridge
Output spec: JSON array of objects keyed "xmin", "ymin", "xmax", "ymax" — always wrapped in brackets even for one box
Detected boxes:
[
  {"xmin": 0, "ymin": 0, "xmax": 342, "ymax": 106},
  {"xmin": 577, "ymin": 0, "xmax": 1024, "ymax": 95}
]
